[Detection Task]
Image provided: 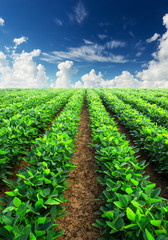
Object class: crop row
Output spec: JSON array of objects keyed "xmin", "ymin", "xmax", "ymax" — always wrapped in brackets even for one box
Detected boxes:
[
  {"xmin": 128, "ymin": 89, "xmax": 168, "ymax": 98},
  {"xmin": 87, "ymin": 89, "xmax": 168, "ymax": 240},
  {"xmin": 111, "ymin": 89, "xmax": 168, "ymax": 129},
  {"xmin": 0, "ymin": 89, "xmax": 64, "ymax": 127},
  {"xmin": 97, "ymin": 89, "xmax": 168, "ymax": 174},
  {"xmin": 0, "ymin": 90, "xmax": 75, "ymax": 180},
  {"xmin": 128, "ymin": 90, "xmax": 168, "ymax": 110},
  {"xmin": 0, "ymin": 89, "xmax": 85, "ymax": 240},
  {"xmin": 0, "ymin": 89, "xmax": 49, "ymax": 106}
]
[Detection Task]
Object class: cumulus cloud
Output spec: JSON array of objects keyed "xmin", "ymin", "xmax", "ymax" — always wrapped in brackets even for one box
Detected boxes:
[
  {"xmin": 0, "ymin": 49, "xmax": 48, "ymax": 88},
  {"xmin": 146, "ymin": 33, "xmax": 160, "ymax": 43},
  {"xmin": 0, "ymin": 17, "xmax": 5, "ymax": 26},
  {"xmin": 101, "ymin": 71, "xmax": 142, "ymax": 88},
  {"xmin": 74, "ymin": 69, "xmax": 104, "ymax": 88},
  {"xmin": 74, "ymin": 69, "xmax": 141, "ymax": 88},
  {"xmin": 136, "ymin": 13, "xmax": 168, "ymax": 88},
  {"xmin": 13, "ymin": 36, "xmax": 28, "ymax": 49},
  {"xmin": 51, "ymin": 60, "xmax": 74, "ymax": 88}
]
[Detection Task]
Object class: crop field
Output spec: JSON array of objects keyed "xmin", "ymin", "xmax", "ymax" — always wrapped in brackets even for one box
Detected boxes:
[{"xmin": 0, "ymin": 88, "xmax": 168, "ymax": 240}]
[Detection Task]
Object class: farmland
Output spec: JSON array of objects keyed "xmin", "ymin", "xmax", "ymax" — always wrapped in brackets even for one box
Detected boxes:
[{"xmin": 0, "ymin": 88, "xmax": 168, "ymax": 240}]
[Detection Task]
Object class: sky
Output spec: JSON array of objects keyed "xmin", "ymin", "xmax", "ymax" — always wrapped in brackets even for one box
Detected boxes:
[{"xmin": 0, "ymin": 0, "xmax": 168, "ymax": 88}]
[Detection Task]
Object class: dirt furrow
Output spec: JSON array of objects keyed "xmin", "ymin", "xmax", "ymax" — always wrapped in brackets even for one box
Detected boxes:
[
  {"xmin": 103, "ymin": 102, "xmax": 168, "ymax": 199},
  {"xmin": 57, "ymin": 99, "xmax": 102, "ymax": 240}
]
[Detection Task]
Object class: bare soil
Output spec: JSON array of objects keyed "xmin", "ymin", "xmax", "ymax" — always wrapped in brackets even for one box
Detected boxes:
[
  {"xmin": 57, "ymin": 99, "xmax": 103, "ymax": 240},
  {"xmin": 104, "ymin": 104, "xmax": 168, "ymax": 199},
  {"xmin": 0, "ymin": 160, "xmax": 30, "ymax": 197}
]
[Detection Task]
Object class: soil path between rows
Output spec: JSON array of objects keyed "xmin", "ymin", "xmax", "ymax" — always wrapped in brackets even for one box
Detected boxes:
[
  {"xmin": 57, "ymin": 99, "xmax": 102, "ymax": 240},
  {"xmin": 103, "ymin": 102, "xmax": 168, "ymax": 199}
]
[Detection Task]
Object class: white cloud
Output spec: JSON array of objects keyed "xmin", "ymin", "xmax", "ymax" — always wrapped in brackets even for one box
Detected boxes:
[
  {"xmin": 55, "ymin": 18, "xmax": 63, "ymax": 26},
  {"xmin": 146, "ymin": 33, "xmax": 160, "ymax": 43},
  {"xmin": 74, "ymin": 69, "xmax": 104, "ymax": 88},
  {"xmin": 51, "ymin": 60, "xmax": 74, "ymax": 88},
  {"xmin": 101, "ymin": 71, "xmax": 142, "ymax": 88},
  {"xmin": 136, "ymin": 13, "xmax": 168, "ymax": 88},
  {"xmin": 0, "ymin": 17, "xmax": 5, "ymax": 26},
  {"xmin": 69, "ymin": 0, "xmax": 88, "ymax": 24},
  {"xmin": 13, "ymin": 36, "xmax": 28, "ymax": 49},
  {"xmin": 98, "ymin": 34, "xmax": 108, "ymax": 40},
  {"xmin": 163, "ymin": 13, "xmax": 168, "ymax": 28},
  {"xmin": 106, "ymin": 40, "xmax": 126, "ymax": 49},
  {"xmin": 83, "ymin": 39, "xmax": 93, "ymax": 45},
  {"xmin": 136, "ymin": 52, "xmax": 142, "ymax": 57},
  {"xmin": 41, "ymin": 42, "xmax": 127, "ymax": 63},
  {"xmin": 74, "ymin": 69, "xmax": 141, "ymax": 88},
  {"xmin": 0, "ymin": 49, "xmax": 48, "ymax": 88},
  {"xmin": 128, "ymin": 31, "xmax": 135, "ymax": 38}
]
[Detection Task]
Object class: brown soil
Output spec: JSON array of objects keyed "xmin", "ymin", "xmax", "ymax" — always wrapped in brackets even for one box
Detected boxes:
[
  {"xmin": 104, "ymin": 105, "xmax": 168, "ymax": 199},
  {"xmin": 0, "ymin": 159, "xmax": 30, "ymax": 197},
  {"xmin": 57, "ymin": 99, "xmax": 103, "ymax": 240}
]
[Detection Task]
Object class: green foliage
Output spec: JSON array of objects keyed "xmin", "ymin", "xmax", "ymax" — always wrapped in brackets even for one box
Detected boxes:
[
  {"xmin": 0, "ymin": 89, "xmax": 85, "ymax": 239},
  {"xmin": 98, "ymin": 89, "xmax": 168, "ymax": 174},
  {"xmin": 87, "ymin": 89, "xmax": 168, "ymax": 240},
  {"xmin": 0, "ymin": 89, "xmax": 74, "ymax": 180}
]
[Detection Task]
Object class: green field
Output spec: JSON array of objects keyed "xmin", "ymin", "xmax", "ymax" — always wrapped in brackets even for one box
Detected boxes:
[{"xmin": 0, "ymin": 88, "xmax": 168, "ymax": 240}]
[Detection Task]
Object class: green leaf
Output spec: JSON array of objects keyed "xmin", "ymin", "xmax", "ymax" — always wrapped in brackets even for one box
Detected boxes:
[
  {"xmin": 125, "ymin": 188, "xmax": 133, "ymax": 194},
  {"xmin": 15, "ymin": 234, "xmax": 28, "ymax": 240},
  {"xmin": 54, "ymin": 229, "xmax": 65, "ymax": 238},
  {"xmin": 44, "ymin": 178, "xmax": 52, "ymax": 184},
  {"xmin": 130, "ymin": 178, "xmax": 139, "ymax": 186},
  {"xmin": 147, "ymin": 184, "xmax": 156, "ymax": 189},
  {"xmin": 115, "ymin": 217, "xmax": 124, "ymax": 230},
  {"xmin": 106, "ymin": 221, "xmax": 117, "ymax": 230},
  {"xmin": 45, "ymin": 199, "xmax": 60, "ymax": 205},
  {"xmin": 126, "ymin": 173, "xmax": 132, "ymax": 181},
  {"xmin": 37, "ymin": 217, "xmax": 47, "ymax": 224},
  {"xmin": 2, "ymin": 215, "xmax": 13, "ymax": 226},
  {"xmin": 150, "ymin": 220, "xmax": 161, "ymax": 227},
  {"xmin": 145, "ymin": 228, "xmax": 155, "ymax": 240},
  {"xmin": 114, "ymin": 201, "xmax": 123, "ymax": 209},
  {"xmin": 118, "ymin": 194, "xmax": 129, "ymax": 208},
  {"xmin": 106, "ymin": 179, "xmax": 114, "ymax": 189},
  {"xmin": 151, "ymin": 188, "xmax": 161, "ymax": 198},
  {"xmin": 0, "ymin": 150, "xmax": 6, "ymax": 155},
  {"xmin": 4, "ymin": 225, "xmax": 13, "ymax": 232},
  {"xmin": 126, "ymin": 207, "xmax": 136, "ymax": 221},
  {"xmin": 40, "ymin": 221, "xmax": 53, "ymax": 231},
  {"xmin": 0, "ymin": 158, "xmax": 6, "ymax": 164},
  {"xmin": 40, "ymin": 188, "xmax": 51, "ymax": 197},
  {"xmin": 123, "ymin": 224, "xmax": 137, "ymax": 229},
  {"xmin": 13, "ymin": 197, "xmax": 21, "ymax": 208},
  {"xmin": 30, "ymin": 232, "xmax": 36, "ymax": 240},
  {"xmin": 35, "ymin": 230, "xmax": 46, "ymax": 237},
  {"xmin": 5, "ymin": 191, "xmax": 16, "ymax": 197},
  {"xmin": 2, "ymin": 206, "xmax": 15, "ymax": 213},
  {"xmin": 105, "ymin": 211, "xmax": 114, "ymax": 220},
  {"xmin": 50, "ymin": 206, "xmax": 58, "ymax": 218},
  {"xmin": 16, "ymin": 174, "xmax": 26, "ymax": 179},
  {"xmin": 35, "ymin": 199, "xmax": 43, "ymax": 210},
  {"xmin": 44, "ymin": 169, "xmax": 50, "ymax": 175}
]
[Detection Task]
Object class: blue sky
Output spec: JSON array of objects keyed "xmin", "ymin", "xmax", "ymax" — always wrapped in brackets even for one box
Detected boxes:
[{"xmin": 0, "ymin": 0, "xmax": 168, "ymax": 88}]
